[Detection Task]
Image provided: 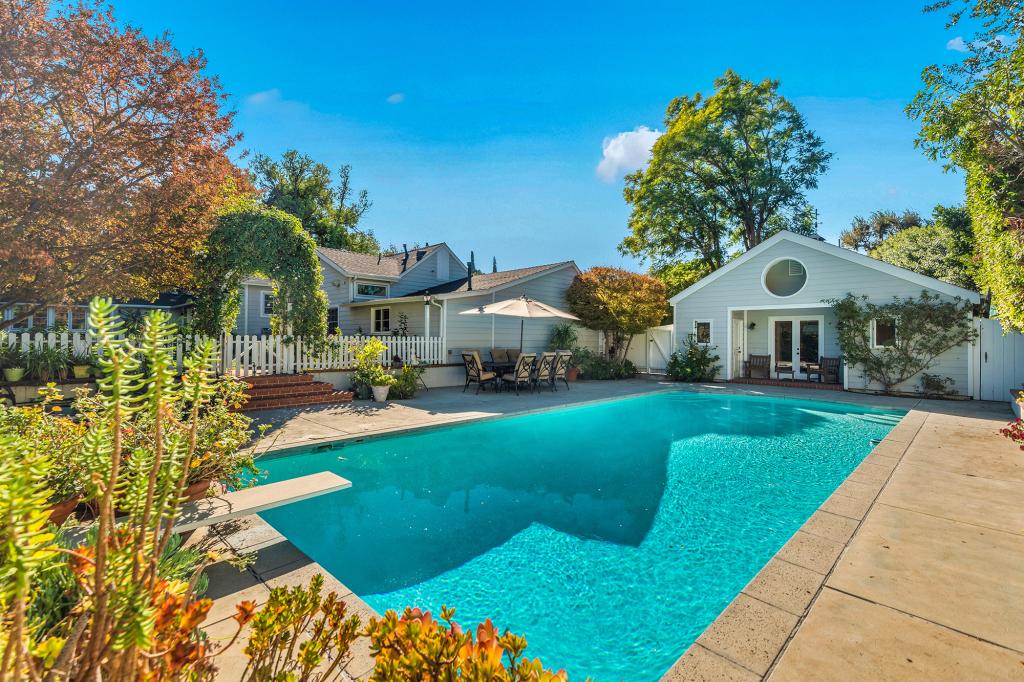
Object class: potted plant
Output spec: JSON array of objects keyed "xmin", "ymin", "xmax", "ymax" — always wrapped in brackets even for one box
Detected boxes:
[
  {"xmin": 351, "ymin": 337, "xmax": 395, "ymax": 401},
  {"xmin": 1, "ymin": 345, "xmax": 26, "ymax": 383},
  {"xmin": 27, "ymin": 345, "xmax": 70, "ymax": 383},
  {"xmin": 71, "ymin": 350, "xmax": 93, "ymax": 379},
  {"xmin": 370, "ymin": 370, "xmax": 396, "ymax": 402},
  {"xmin": 549, "ymin": 323, "xmax": 581, "ymax": 381}
]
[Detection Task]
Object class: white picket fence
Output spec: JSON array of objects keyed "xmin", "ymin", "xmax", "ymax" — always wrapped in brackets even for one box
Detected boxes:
[{"xmin": 2, "ymin": 332, "xmax": 444, "ymax": 378}]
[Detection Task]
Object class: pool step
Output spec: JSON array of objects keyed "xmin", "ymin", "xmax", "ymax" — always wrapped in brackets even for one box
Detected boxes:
[{"xmin": 239, "ymin": 373, "xmax": 353, "ymax": 411}]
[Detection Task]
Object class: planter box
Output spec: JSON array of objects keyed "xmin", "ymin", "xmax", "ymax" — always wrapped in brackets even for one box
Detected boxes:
[{"xmin": 1011, "ymin": 390, "xmax": 1023, "ymax": 419}]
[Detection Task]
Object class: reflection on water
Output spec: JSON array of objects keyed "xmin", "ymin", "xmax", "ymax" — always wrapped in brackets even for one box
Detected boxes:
[{"xmin": 258, "ymin": 391, "xmax": 902, "ymax": 681}]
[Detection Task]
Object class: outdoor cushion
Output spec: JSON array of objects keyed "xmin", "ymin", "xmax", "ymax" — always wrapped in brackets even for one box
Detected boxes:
[{"xmin": 479, "ymin": 371, "xmax": 496, "ymax": 381}]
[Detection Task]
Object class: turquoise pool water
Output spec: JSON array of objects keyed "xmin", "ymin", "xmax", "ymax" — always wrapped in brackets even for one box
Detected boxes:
[{"xmin": 255, "ymin": 391, "xmax": 903, "ymax": 680}]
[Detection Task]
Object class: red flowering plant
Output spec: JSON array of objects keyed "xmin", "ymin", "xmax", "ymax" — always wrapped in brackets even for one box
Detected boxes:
[{"xmin": 1000, "ymin": 418, "xmax": 1024, "ymax": 451}]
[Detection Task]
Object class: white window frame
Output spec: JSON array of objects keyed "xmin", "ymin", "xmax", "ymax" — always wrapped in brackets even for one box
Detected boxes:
[
  {"xmin": 260, "ymin": 292, "xmax": 275, "ymax": 318},
  {"xmin": 693, "ymin": 319, "xmax": 713, "ymax": 346},
  {"xmin": 371, "ymin": 306, "xmax": 391, "ymax": 334},
  {"xmin": 355, "ymin": 281, "xmax": 390, "ymax": 299},
  {"xmin": 761, "ymin": 256, "xmax": 809, "ymax": 299},
  {"xmin": 870, "ymin": 317, "xmax": 898, "ymax": 349}
]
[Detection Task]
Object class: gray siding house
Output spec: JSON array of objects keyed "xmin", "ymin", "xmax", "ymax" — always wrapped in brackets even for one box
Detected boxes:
[
  {"xmin": 234, "ymin": 243, "xmax": 597, "ymax": 362},
  {"xmin": 670, "ymin": 231, "xmax": 982, "ymax": 395}
]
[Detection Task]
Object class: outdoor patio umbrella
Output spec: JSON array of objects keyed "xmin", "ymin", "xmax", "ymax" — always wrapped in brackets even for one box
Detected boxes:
[{"xmin": 458, "ymin": 295, "xmax": 579, "ymax": 350}]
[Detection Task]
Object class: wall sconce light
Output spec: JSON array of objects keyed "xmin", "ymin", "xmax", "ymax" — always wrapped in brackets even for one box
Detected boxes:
[{"xmin": 747, "ymin": 322, "xmax": 757, "ymax": 330}]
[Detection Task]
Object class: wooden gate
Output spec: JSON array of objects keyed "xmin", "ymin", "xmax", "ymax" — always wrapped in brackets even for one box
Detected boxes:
[{"xmin": 976, "ymin": 317, "xmax": 1024, "ymax": 401}]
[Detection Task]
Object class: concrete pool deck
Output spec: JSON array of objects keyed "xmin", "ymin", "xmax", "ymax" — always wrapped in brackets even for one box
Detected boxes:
[{"xmin": 200, "ymin": 379, "xmax": 1022, "ymax": 680}]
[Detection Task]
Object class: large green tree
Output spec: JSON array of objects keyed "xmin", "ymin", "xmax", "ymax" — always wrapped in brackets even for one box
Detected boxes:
[
  {"xmin": 840, "ymin": 210, "xmax": 926, "ymax": 252},
  {"xmin": 250, "ymin": 150, "xmax": 379, "ymax": 253},
  {"xmin": 907, "ymin": 0, "xmax": 1024, "ymax": 329},
  {"xmin": 620, "ymin": 70, "xmax": 831, "ymax": 272}
]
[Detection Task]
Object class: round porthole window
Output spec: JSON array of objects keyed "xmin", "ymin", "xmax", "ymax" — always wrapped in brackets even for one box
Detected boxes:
[{"xmin": 763, "ymin": 258, "xmax": 807, "ymax": 297}]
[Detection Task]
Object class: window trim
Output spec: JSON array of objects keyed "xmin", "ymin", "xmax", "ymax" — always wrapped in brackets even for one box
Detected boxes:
[
  {"xmin": 260, "ymin": 291, "xmax": 275, "ymax": 318},
  {"xmin": 870, "ymin": 317, "xmax": 898, "ymax": 349},
  {"xmin": 371, "ymin": 306, "xmax": 392, "ymax": 334},
  {"xmin": 761, "ymin": 256, "xmax": 809, "ymax": 299},
  {"xmin": 693, "ymin": 319, "xmax": 713, "ymax": 346},
  {"xmin": 355, "ymin": 281, "xmax": 390, "ymax": 299}
]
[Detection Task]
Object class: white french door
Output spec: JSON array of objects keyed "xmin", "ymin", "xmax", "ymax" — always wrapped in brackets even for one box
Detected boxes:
[{"xmin": 769, "ymin": 315, "xmax": 824, "ymax": 380}]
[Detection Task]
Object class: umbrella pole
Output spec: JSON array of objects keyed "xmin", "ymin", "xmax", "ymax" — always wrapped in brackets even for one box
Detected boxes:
[{"xmin": 520, "ymin": 319, "xmax": 524, "ymax": 351}]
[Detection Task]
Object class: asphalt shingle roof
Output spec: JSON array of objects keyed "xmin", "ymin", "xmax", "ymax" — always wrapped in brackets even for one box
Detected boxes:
[
  {"xmin": 318, "ymin": 243, "xmax": 447, "ymax": 278},
  {"xmin": 404, "ymin": 261, "xmax": 575, "ymax": 296}
]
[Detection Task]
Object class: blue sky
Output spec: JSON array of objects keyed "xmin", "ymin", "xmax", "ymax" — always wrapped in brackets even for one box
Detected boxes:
[{"xmin": 116, "ymin": 0, "xmax": 968, "ymax": 270}]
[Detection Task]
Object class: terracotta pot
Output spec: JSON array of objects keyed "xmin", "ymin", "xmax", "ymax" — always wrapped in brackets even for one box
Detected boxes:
[
  {"xmin": 371, "ymin": 385, "xmax": 391, "ymax": 402},
  {"xmin": 3, "ymin": 368, "xmax": 24, "ymax": 382},
  {"xmin": 72, "ymin": 365, "xmax": 91, "ymax": 379},
  {"xmin": 47, "ymin": 496, "xmax": 80, "ymax": 525},
  {"xmin": 183, "ymin": 479, "xmax": 214, "ymax": 502},
  {"xmin": 566, "ymin": 367, "xmax": 580, "ymax": 381}
]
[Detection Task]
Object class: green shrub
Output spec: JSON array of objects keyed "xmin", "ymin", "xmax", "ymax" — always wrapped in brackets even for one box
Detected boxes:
[
  {"xmin": 575, "ymin": 347, "xmax": 637, "ymax": 380},
  {"xmin": 667, "ymin": 334, "xmax": 721, "ymax": 382},
  {"xmin": 388, "ymin": 364, "xmax": 424, "ymax": 399}
]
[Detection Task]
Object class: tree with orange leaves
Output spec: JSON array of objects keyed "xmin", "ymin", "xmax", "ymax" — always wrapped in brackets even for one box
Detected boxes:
[{"xmin": 0, "ymin": 0, "xmax": 244, "ymax": 329}]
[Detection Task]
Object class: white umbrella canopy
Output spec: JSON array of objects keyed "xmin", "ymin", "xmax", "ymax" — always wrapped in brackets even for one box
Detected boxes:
[{"xmin": 458, "ymin": 295, "xmax": 578, "ymax": 350}]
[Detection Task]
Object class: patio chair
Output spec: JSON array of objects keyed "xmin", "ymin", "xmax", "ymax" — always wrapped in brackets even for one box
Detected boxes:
[
  {"xmin": 551, "ymin": 351, "xmax": 572, "ymax": 391},
  {"xmin": 806, "ymin": 356, "xmax": 841, "ymax": 384},
  {"xmin": 490, "ymin": 348, "xmax": 509, "ymax": 364},
  {"xmin": 775, "ymin": 361, "xmax": 795, "ymax": 381},
  {"xmin": 501, "ymin": 353, "xmax": 536, "ymax": 395},
  {"xmin": 747, "ymin": 354, "xmax": 770, "ymax": 379},
  {"xmin": 532, "ymin": 351, "xmax": 557, "ymax": 392},
  {"xmin": 461, "ymin": 351, "xmax": 497, "ymax": 394},
  {"xmin": 507, "ymin": 348, "xmax": 521, "ymax": 363}
]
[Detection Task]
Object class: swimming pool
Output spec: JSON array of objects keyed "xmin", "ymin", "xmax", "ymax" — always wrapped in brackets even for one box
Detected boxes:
[{"xmin": 256, "ymin": 391, "xmax": 903, "ymax": 680}]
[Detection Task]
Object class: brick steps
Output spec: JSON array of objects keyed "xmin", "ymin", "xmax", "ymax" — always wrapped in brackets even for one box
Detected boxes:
[{"xmin": 238, "ymin": 373, "xmax": 354, "ymax": 411}]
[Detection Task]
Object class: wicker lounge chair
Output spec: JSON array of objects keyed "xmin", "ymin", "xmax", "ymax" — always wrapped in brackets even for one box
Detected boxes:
[
  {"xmin": 551, "ymin": 351, "xmax": 572, "ymax": 390},
  {"xmin": 747, "ymin": 354, "xmax": 770, "ymax": 379},
  {"xmin": 501, "ymin": 353, "xmax": 536, "ymax": 395},
  {"xmin": 532, "ymin": 352, "xmax": 557, "ymax": 392},
  {"xmin": 461, "ymin": 351, "xmax": 497, "ymax": 393}
]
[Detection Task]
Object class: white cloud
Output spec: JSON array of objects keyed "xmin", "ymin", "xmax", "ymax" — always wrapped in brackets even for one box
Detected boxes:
[
  {"xmin": 596, "ymin": 126, "xmax": 662, "ymax": 183},
  {"xmin": 245, "ymin": 88, "xmax": 282, "ymax": 106},
  {"xmin": 946, "ymin": 36, "xmax": 969, "ymax": 53},
  {"xmin": 386, "ymin": 92, "xmax": 405, "ymax": 104}
]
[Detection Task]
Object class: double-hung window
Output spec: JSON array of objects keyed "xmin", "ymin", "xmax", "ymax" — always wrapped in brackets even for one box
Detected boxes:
[{"xmin": 372, "ymin": 307, "xmax": 391, "ymax": 334}]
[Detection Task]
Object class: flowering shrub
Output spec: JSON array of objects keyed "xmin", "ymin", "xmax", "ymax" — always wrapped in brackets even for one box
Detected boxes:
[
  {"xmin": 351, "ymin": 338, "xmax": 395, "ymax": 390},
  {"xmin": 1000, "ymin": 416, "xmax": 1024, "ymax": 451},
  {"xmin": 667, "ymin": 334, "xmax": 721, "ymax": 382}
]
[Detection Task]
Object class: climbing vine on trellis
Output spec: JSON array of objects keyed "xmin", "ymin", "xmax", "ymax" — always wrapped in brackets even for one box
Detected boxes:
[
  {"xmin": 827, "ymin": 291, "xmax": 976, "ymax": 394},
  {"xmin": 192, "ymin": 198, "xmax": 328, "ymax": 339}
]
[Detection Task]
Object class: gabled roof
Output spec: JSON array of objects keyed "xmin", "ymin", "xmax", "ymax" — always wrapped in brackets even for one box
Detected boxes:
[
  {"xmin": 318, "ymin": 243, "xmax": 459, "ymax": 280},
  {"xmin": 669, "ymin": 230, "xmax": 981, "ymax": 305},
  {"xmin": 404, "ymin": 261, "xmax": 577, "ymax": 296}
]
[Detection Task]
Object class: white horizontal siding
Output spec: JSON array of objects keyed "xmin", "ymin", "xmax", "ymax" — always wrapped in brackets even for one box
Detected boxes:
[
  {"xmin": 674, "ymin": 240, "xmax": 972, "ymax": 393},
  {"xmin": 443, "ymin": 266, "xmax": 598, "ymax": 362}
]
